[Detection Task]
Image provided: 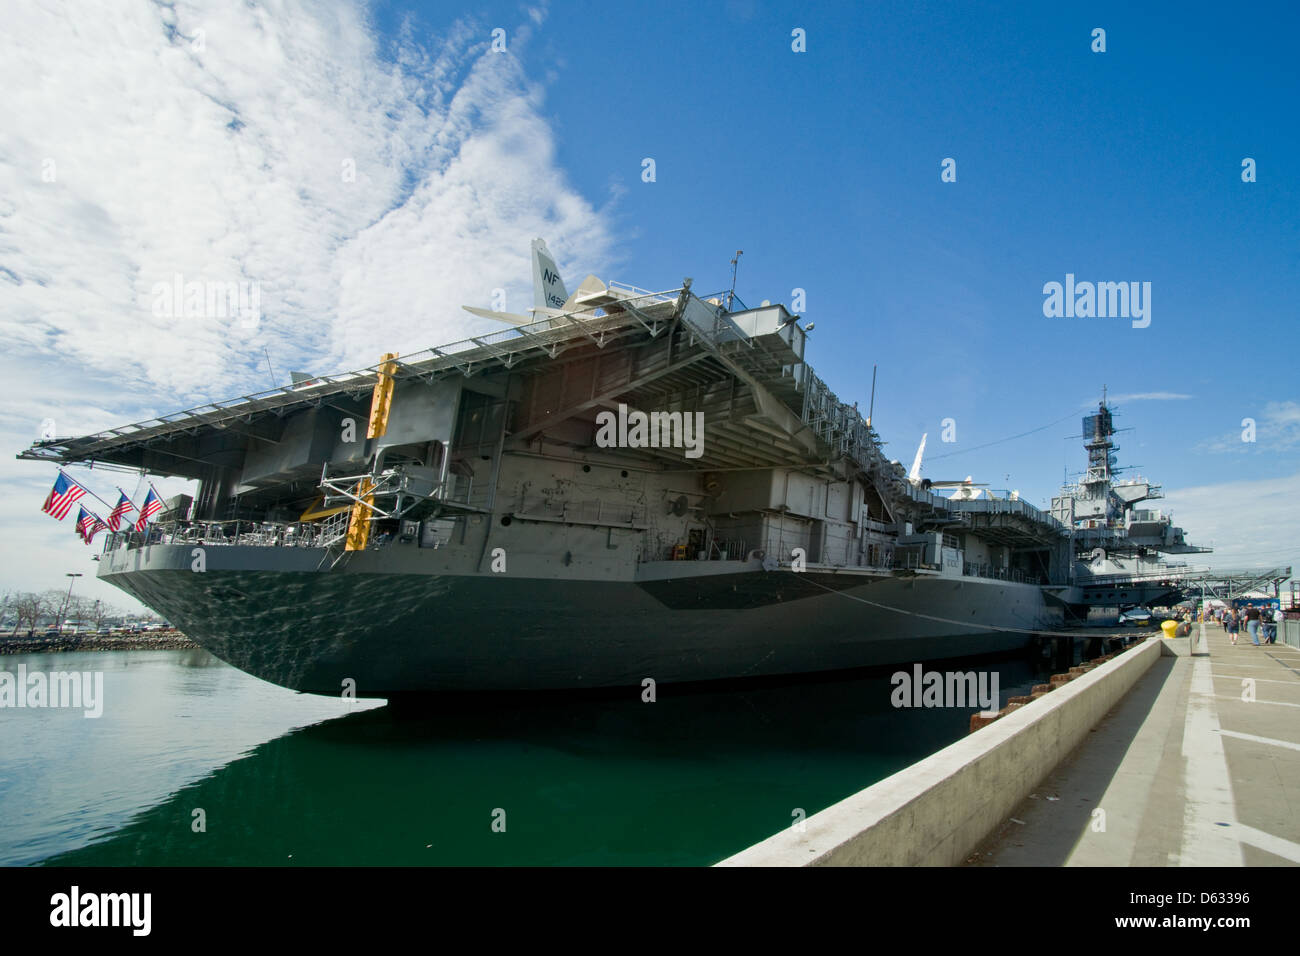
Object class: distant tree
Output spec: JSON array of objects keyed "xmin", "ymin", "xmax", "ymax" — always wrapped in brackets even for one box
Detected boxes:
[
  {"xmin": 11, "ymin": 592, "xmax": 50, "ymax": 635},
  {"xmin": 41, "ymin": 587, "xmax": 74, "ymax": 628},
  {"xmin": 41, "ymin": 588, "xmax": 66, "ymax": 611},
  {"xmin": 67, "ymin": 595, "xmax": 92, "ymax": 622},
  {"xmin": 58, "ymin": 596, "xmax": 115, "ymax": 630}
]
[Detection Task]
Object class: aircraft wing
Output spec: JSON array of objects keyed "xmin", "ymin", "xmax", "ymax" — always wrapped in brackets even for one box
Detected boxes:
[{"xmin": 461, "ymin": 305, "xmax": 535, "ymax": 326}]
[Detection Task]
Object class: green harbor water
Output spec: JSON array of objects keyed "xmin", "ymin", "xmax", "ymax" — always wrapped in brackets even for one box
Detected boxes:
[{"xmin": 0, "ymin": 647, "xmax": 1053, "ymax": 866}]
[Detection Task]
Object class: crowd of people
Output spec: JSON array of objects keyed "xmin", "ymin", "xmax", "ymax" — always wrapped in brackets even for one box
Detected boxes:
[{"xmin": 1213, "ymin": 602, "xmax": 1285, "ymax": 646}]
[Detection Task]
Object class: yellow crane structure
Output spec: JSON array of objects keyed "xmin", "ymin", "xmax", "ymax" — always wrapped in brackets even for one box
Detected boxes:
[{"xmin": 344, "ymin": 352, "xmax": 398, "ymax": 552}]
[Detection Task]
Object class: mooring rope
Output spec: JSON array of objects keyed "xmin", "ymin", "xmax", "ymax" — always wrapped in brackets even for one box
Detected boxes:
[{"xmin": 784, "ymin": 568, "xmax": 1160, "ymax": 639}]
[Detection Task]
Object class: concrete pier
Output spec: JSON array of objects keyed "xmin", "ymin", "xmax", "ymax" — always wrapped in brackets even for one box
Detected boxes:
[
  {"xmin": 717, "ymin": 635, "xmax": 1162, "ymax": 866},
  {"xmin": 718, "ymin": 622, "xmax": 1300, "ymax": 866},
  {"xmin": 969, "ymin": 622, "xmax": 1300, "ymax": 866}
]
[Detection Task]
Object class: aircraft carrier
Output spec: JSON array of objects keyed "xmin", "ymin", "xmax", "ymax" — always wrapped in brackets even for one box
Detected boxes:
[{"xmin": 19, "ymin": 243, "xmax": 1209, "ymax": 696}]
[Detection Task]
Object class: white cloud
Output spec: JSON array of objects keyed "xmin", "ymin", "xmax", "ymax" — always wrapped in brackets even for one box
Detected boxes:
[
  {"xmin": 0, "ymin": 0, "xmax": 617, "ymax": 597},
  {"xmin": 0, "ymin": 0, "xmax": 616, "ymax": 403},
  {"xmin": 1162, "ymin": 471, "xmax": 1300, "ymax": 580},
  {"xmin": 1195, "ymin": 400, "xmax": 1300, "ymax": 454},
  {"xmin": 1106, "ymin": 392, "xmax": 1193, "ymax": 403}
]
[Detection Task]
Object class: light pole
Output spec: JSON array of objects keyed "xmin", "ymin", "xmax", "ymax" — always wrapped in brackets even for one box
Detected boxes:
[
  {"xmin": 1198, "ymin": 578, "xmax": 1207, "ymax": 655},
  {"xmin": 58, "ymin": 572, "xmax": 82, "ymax": 634}
]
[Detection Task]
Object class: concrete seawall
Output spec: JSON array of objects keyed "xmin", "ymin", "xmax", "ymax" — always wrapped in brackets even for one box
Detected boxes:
[{"xmin": 717, "ymin": 636, "xmax": 1164, "ymax": 866}]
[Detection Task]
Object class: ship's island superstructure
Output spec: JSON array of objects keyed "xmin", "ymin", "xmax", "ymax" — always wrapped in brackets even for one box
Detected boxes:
[{"xmin": 19, "ymin": 245, "xmax": 1208, "ymax": 695}]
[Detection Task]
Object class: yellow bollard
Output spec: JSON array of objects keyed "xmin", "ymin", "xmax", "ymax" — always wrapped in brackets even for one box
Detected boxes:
[{"xmin": 1160, "ymin": 620, "xmax": 1179, "ymax": 639}]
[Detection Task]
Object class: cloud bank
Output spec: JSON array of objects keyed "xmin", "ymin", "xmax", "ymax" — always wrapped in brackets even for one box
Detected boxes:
[
  {"xmin": 0, "ymin": 0, "xmax": 617, "ymax": 599},
  {"xmin": 0, "ymin": 0, "xmax": 616, "ymax": 408}
]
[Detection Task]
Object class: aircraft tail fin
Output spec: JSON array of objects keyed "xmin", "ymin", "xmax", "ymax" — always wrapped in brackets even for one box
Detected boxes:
[
  {"xmin": 532, "ymin": 238, "xmax": 568, "ymax": 312},
  {"xmin": 561, "ymin": 274, "xmax": 605, "ymax": 312},
  {"xmin": 908, "ymin": 434, "xmax": 927, "ymax": 483}
]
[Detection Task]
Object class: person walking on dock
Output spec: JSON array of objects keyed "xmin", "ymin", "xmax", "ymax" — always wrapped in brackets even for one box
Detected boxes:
[
  {"xmin": 1246, "ymin": 604, "xmax": 1262, "ymax": 646},
  {"xmin": 1226, "ymin": 606, "xmax": 1239, "ymax": 645}
]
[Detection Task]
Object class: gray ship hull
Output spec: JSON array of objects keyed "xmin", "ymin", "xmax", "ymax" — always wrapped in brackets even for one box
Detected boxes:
[
  {"xmin": 29, "ymin": 280, "xmax": 1205, "ymax": 700},
  {"xmin": 100, "ymin": 545, "xmax": 1060, "ymax": 696}
]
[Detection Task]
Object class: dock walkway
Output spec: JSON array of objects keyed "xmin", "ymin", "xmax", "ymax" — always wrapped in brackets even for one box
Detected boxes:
[{"xmin": 969, "ymin": 623, "xmax": 1300, "ymax": 866}]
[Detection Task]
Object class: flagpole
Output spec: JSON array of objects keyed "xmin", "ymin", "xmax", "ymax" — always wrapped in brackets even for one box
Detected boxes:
[
  {"xmin": 74, "ymin": 503, "xmax": 109, "ymax": 523},
  {"xmin": 107, "ymin": 486, "xmax": 138, "ymax": 532},
  {"xmin": 59, "ymin": 469, "xmax": 118, "ymax": 514},
  {"xmin": 136, "ymin": 481, "xmax": 168, "ymax": 531},
  {"xmin": 147, "ymin": 481, "xmax": 171, "ymax": 517},
  {"xmin": 73, "ymin": 504, "xmax": 111, "ymax": 544}
]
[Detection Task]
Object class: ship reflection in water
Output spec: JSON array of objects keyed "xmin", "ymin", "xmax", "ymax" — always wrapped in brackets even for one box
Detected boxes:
[{"xmin": 9, "ymin": 646, "xmax": 1058, "ymax": 867}]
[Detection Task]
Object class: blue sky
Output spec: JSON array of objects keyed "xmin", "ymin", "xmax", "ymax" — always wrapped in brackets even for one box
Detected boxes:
[
  {"xmin": 2, "ymin": 0, "xmax": 1297, "ymax": 609},
  {"xmin": 513, "ymin": 0, "xmax": 1300, "ymax": 561}
]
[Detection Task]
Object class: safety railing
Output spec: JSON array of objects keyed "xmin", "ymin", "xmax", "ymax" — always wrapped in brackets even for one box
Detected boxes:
[
  {"xmin": 893, "ymin": 548, "xmax": 928, "ymax": 571},
  {"xmin": 948, "ymin": 496, "xmax": 1064, "ymax": 530},
  {"xmin": 961, "ymin": 563, "xmax": 1042, "ymax": 585},
  {"xmin": 101, "ymin": 518, "xmax": 395, "ymax": 552},
  {"xmin": 30, "ymin": 287, "xmax": 688, "ymax": 463},
  {"xmin": 1075, "ymin": 565, "xmax": 1211, "ymax": 586}
]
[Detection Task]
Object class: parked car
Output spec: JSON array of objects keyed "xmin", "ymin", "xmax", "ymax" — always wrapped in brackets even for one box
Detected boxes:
[{"xmin": 1119, "ymin": 608, "xmax": 1153, "ymax": 626}]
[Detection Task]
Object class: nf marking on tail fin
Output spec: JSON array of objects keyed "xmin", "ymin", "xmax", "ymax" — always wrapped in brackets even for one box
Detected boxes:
[
  {"xmin": 462, "ymin": 238, "xmax": 571, "ymax": 325},
  {"xmin": 532, "ymin": 238, "xmax": 568, "ymax": 312}
]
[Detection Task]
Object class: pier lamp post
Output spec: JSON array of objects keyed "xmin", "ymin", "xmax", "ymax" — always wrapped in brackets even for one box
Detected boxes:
[
  {"xmin": 1198, "ymin": 578, "xmax": 1207, "ymax": 655},
  {"xmin": 59, "ymin": 572, "xmax": 82, "ymax": 634}
]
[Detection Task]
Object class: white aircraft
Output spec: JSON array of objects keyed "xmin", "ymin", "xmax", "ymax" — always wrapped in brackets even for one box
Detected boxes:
[
  {"xmin": 908, "ymin": 433, "xmax": 927, "ymax": 484},
  {"xmin": 462, "ymin": 238, "xmax": 611, "ymax": 326},
  {"xmin": 905, "ymin": 432, "xmax": 989, "ymax": 497}
]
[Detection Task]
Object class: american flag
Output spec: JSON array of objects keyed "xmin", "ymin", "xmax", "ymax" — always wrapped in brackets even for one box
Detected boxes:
[
  {"xmin": 107, "ymin": 491, "xmax": 136, "ymax": 531},
  {"xmin": 75, "ymin": 507, "xmax": 109, "ymax": 545},
  {"xmin": 135, "ymin": 487, "xmax": 163, "ymax": 531},
  {"xmin": 42, "ymin": 471, "xmax": 87, "ymax": 521}
]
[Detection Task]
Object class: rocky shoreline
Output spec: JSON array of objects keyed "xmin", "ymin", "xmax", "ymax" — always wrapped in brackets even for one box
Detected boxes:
[{"xmin": 0, "ymin": 633, "xmax": 199, "ymax": 654}]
